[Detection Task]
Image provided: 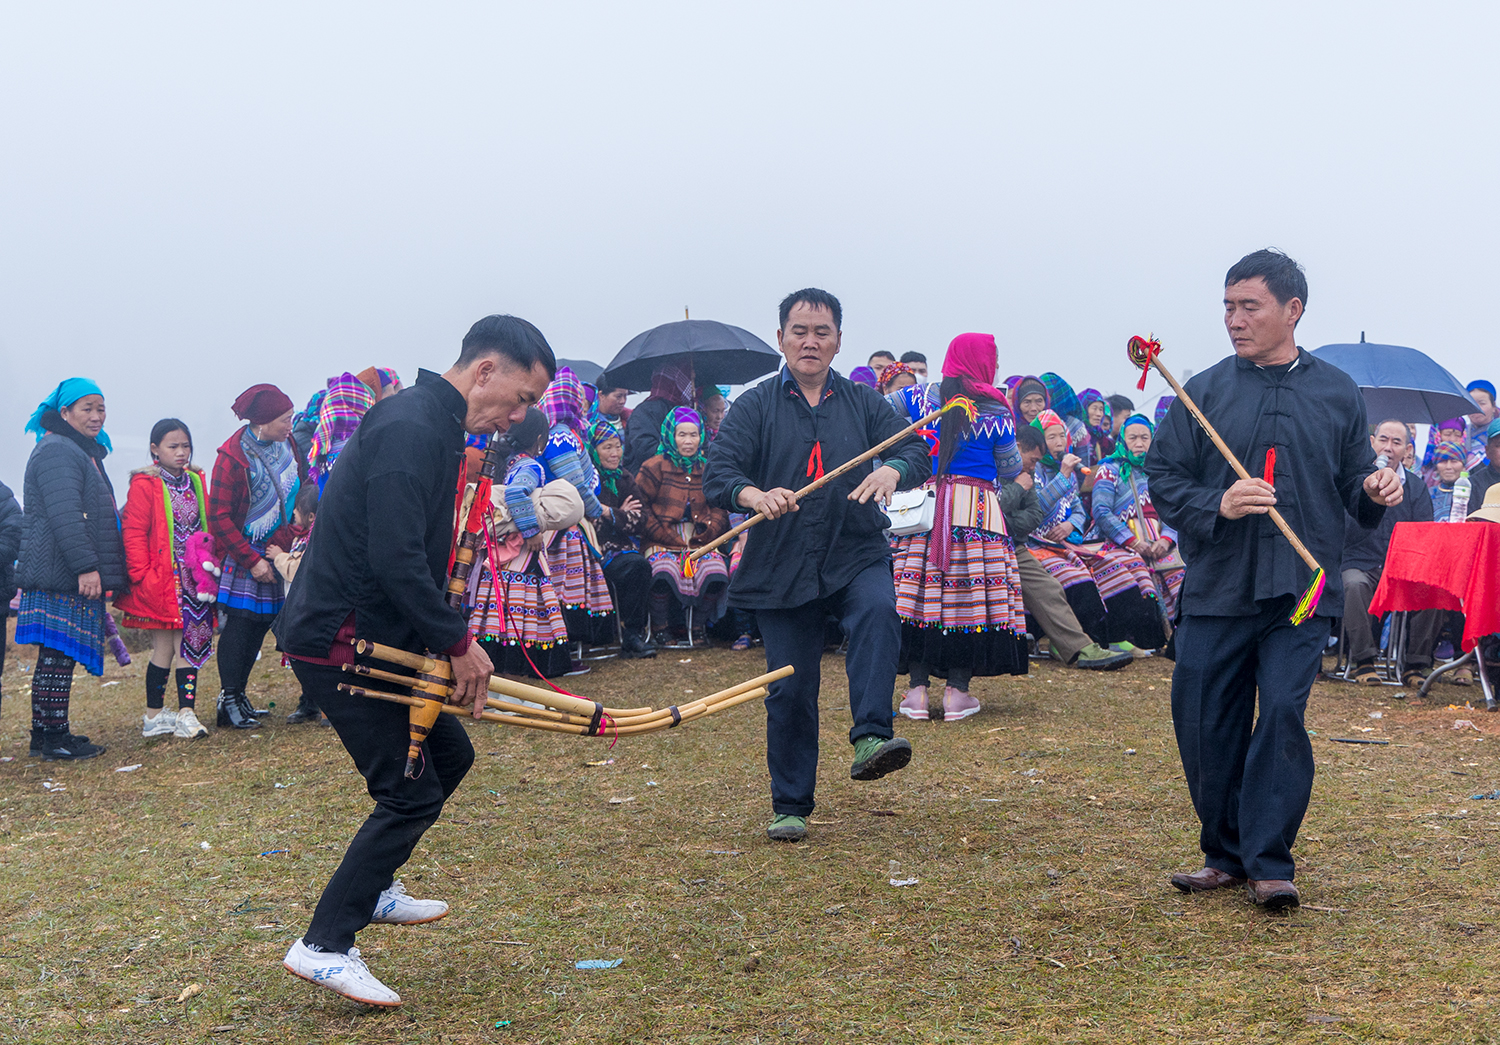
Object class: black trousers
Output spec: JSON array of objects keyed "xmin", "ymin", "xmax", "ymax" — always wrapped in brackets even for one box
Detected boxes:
[
  {"xmin": 293, "ymin": 661, "xmax": 474, "ymax": 952},
  {"xmin": 1171, "ymin": 598, "xmax": 1330, "ymax": 882},
  {"xmin": 604, "ymin": 552, "xmax": 651, "ymax": 631},
  {"xmin": 754, "ymin": 561, "xmax": 899, "ymax": 818},
  {"xmin": 217, "ymin": 611, "xmax": 274, "ymax": 695}
]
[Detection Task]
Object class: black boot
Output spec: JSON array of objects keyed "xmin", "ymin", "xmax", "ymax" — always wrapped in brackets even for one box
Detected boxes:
[
  {"xmin": 40, "ymin": 728, "xmax": 105, "ymax": 761},
  {"xmin": 217, "ymin": 691, "xmax": 260, "ymax": 729},
  {"xmin": 621, "ymin": 630, "xmax": 657, "ymax": 660},
  {"xmin": 285, "ymin": 694, "xmax": 325, "ymax": 725},
  {"xmin": 240, "ymin": 692, "xmax": 269, "ymax": 717},
  {"xmin": 31, "ymin": 727, "xmax": 91, "ymax": 757}
]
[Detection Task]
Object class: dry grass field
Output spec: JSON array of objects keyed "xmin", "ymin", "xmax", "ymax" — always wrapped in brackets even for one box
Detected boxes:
[{"xmin": 0, "ymin": 625, "xmax": 1497, "ymax": 1044}]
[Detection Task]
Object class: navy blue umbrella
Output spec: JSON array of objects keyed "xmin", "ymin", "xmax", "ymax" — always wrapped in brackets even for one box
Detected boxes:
[
  {"xmin": 1311, "ymin": 340, "xmax": 1477, "ymax": 423},
  {"xmin": 602, "ymin": 320, "xmax": 780, "ymax": 392}
]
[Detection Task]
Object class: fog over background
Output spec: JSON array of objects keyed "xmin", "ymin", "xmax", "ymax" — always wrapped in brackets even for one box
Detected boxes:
[{"xmin": 2, "ymin": 2, "xmax": 1493, "ymax": 493}]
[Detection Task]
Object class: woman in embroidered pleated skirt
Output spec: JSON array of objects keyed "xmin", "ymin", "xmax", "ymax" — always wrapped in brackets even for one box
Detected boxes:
[{"xmin": 894, "ymin": 334, "xmax": 1029, "ymax": 722}]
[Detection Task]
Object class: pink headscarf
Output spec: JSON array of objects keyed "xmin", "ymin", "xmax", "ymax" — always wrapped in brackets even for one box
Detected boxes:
[{"xmin": 942, "ymin": 333, "xmax": 1008, "ymax": 406}]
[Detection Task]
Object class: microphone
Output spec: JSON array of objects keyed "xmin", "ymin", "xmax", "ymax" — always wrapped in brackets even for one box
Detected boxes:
[{"xmin": 1374, "ymin": 453, "xmax": 1389, "ymax": 471}]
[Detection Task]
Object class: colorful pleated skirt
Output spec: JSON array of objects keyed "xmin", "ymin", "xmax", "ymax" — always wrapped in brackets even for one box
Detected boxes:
[
  {"xmin": 544, "ymin": 526, "xmax": 614, "ymax": 617},
  {"xmin": 470, "ymin": 560, "xmax": 569, "ymax": 650},
  {"xmin": 216, "ymin": 554, "xmax": 285, "ymax": 618},
  {"xmin": 16, "ymin": 591, "xmax": 106, "ymax": 676},
  {"xmin": 894, "ymin": 480, "xmax": 1029, "ymax": 678}
]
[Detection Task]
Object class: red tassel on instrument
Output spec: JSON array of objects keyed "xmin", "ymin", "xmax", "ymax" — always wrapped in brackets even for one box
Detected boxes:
[{"xmin": 1263, "ymin": 447, "xmax": 1276, "ymax": 488}]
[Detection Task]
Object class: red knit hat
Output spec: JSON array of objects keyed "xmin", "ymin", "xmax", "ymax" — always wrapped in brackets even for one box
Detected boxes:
[{"xmin": 232, "ymin": 383, "xmax": 294, "ymax": 424}]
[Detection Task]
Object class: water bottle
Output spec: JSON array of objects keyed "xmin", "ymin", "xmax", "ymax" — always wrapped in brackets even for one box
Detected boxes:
[{"xmin": 1452, "ymin": 474, "xmax": 1472, "ymax": 522}]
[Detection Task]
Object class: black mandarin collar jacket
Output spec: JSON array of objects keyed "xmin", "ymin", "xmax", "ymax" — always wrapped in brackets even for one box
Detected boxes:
[
  {"xmin": 276, "ymin": 369, "xmax": 469, "ymax": 657},
  {"xmin": 1144, "ymin": 348, "xmax": 1383, "ymax": 617},
  {"xmin": 703, "ymin": 366, "xmax": 930, "ymax": 610}
]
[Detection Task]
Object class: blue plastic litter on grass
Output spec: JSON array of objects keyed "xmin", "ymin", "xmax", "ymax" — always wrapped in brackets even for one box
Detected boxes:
[
  {"xmin": 575, "ymin": 959, "xmax": 623, "ymax": 970},
  {"xmin": 1470, "ymin": 790, "xmax": 1500, "ymax": 800}
]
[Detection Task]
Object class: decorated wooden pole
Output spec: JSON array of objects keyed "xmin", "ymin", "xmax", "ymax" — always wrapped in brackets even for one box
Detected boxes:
[{"xmin": 1127, "ymin": 334, "xmax": 1326, "ymax": 624}]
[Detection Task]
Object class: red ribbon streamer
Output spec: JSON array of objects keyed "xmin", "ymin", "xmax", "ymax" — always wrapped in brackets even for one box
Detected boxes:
[
  {"xmin": 1263, "ymin": 448, "xmax": 1276, "ymax": 488},
  {"xmin": 806, "ymin": 441, "xmax": 824, "ymax": 480}
]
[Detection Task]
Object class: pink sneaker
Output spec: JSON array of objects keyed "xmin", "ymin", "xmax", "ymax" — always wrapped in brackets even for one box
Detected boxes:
[
  {"xmin": 942, "ymin": 687, "xmax": 981, "ymax": 721},
  {"xmin": 898, "ymin": 686, "xmax": 930, "ymax": 721}
]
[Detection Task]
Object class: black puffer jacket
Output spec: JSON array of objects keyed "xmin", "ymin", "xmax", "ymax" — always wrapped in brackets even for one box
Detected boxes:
[
  {"xmin": 0, "ymin": 480, "xmax": 20, "ymax": 603},
  {"xmin": 16, "ymin": 413, "xmax": 128, "ymax": 594}
]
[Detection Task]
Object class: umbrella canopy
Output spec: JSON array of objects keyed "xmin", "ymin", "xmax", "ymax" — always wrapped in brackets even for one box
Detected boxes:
[
  {"xmin": 556, "ymin": 358, "xmax": 604, "ymax": 384},
  {"xmin": 602, "ymin": 320, "xmax": 780, "ymax": 392},
  {"xmin": 1311, "ymin": 341, "xmax": 1477, "ymax": 424}
]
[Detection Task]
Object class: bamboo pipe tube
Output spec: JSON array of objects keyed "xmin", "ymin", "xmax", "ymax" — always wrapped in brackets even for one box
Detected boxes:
[
  {"xmin": 340, "ymin": 683, "xmax": 769, "ymax": 737},
  {"xmin": 345, "ymin": 663, "xmax": 616, "ymax": 728},
  {"xmin": 688, "ymin": 402, "xmax": 964, "ymax": 562},
  {"xmin": 355, "ymin": 641, "xmax": 657, "ymax": 718},
  {"xmin": 354, "ymin": 641, "xmax": 793, "ymax": 720}
]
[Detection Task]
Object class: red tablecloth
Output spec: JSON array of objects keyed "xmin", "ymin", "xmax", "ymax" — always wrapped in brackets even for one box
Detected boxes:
[{"xmin": 1369, "ymin": 521, "xmax": 1500, "ymax": 652}]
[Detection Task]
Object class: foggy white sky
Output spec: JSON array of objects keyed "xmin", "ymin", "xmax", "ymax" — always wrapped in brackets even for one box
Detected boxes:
[{"xmin": 2, "ymin": 2, "xmax": 1494, "ymax": 493}]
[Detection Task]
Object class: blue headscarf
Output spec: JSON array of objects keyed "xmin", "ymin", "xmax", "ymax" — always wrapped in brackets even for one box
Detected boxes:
[
  {"xmin": 1468, "ymin": 379, "xmax": 1496, "ymax": 402},
  {"xmin": 25, "ymin": 378, "xmax": 112, "ymax": 452},
  {"xmin": 1107, "ymin": 413, "xmax": 1155, "ymax": 484}
]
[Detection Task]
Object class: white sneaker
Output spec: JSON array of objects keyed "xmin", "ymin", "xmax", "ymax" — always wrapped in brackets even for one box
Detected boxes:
[
  {"xmin": 371, "ymin": 879, "xmax": 449, "ymax": 925},
  {"xmin": 282, "ymin": 938, "xmax": 402, "ymax": 1007},
  {"xmin": 142, "ymin": 710, "xmax": 177, "ymax": 737},
  {"xmin": 173, "ymin": 707, "xmax": 209, "ymax": 739}
]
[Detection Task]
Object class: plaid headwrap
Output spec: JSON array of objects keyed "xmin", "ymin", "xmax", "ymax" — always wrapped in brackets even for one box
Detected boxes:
[
  {"xmin": 1078, "ymin": 388, "xmax": 1112, "ymax": 438},
  {"xmin": 1008, "ymin": 375, "xmax": 1049, "ymax": 417},
  {"xmin": 587, "ymin": 417, "xmax": 626, "ymax": 497},
  {"xmin": 1107, "ymin": 413, "xmax": 1154, "ymax": 484},
  {"xmin": 650, "ymin": 362, "xmax": 694, "ymax": 407},
  {"xmin": 308, "ymin": 372, "xmax": 376, "ymax": 473},
  {"xmin": 1432, "ymin": 441, "xmax": 1466, "ymax": 465},
  {"xmin": 1422, "ymin": 418, "xmax": 1467, "ymax": 470},
  {"xmin": 1154, "ymin": 395, "xmax": 1176, "ymax": 426},
  {"xmin": 1040, "ymin": 373, "xmax": 1083, "ymax": 423},
  {"xmin": 657, "ymin": 406, "xmax": 708, "ymax": 475},
  {"xmin": 1031, "ymin": 408, "xmax": 1071, "ymax": 472},
  {"xmin": 539, "ymin": 367, "xmax": 588, "ymax": 435}
]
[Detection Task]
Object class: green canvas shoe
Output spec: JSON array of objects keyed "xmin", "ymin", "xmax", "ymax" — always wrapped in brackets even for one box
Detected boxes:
[
  {"xmin": 850, "ymin": 735, "xmax": 912, "ymax": 781},
  {"xmin": 766, "ymin": 814, "xmax": 808, "ymax": 842}
]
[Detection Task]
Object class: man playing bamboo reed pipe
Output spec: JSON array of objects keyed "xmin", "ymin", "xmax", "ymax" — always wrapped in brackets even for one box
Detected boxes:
[
  {"xmin": 1145, "ymin": 250, "xmax": 1402, "ymax": 911},
  {"xmin": 274, "ymin": 315, "xmax": 554, "ymax": 1007},
  {"xmin": 704, "ymin": 288, "xmax": 931, "ymax": 843}
]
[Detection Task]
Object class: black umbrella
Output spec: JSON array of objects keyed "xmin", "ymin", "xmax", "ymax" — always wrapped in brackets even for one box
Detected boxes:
[
  {"xmin": 555, "ymin": 358, "xmax": 604, "ymax": 384},
  {"xmin": 1311, "ymin": 341, "xmax": 1477, "ymax": 423},
  {"xmin": 601, "ymin": 320, "xmax": 780, "ymax": 392}
]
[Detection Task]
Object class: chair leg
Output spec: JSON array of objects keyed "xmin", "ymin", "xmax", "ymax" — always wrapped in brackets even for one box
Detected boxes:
[{"xmin": 685, "ymin": 605, "xmax": 694, "ymax": 648}]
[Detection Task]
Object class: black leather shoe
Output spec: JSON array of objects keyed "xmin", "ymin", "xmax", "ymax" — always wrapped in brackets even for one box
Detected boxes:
[
  {"xmin": 239, "ymin": 693, "xmax": 269, "ymax": 718},
  {"xmin": 217, "ymin": 694, "xmax": 260, "ymax": 729},
  {"xmin": 41, "ymin": 734, "xmax": 106, "ymax": 761},
  {"xmin": 620, "ymin": 632, "xmax": 658, "ymax": 660}
]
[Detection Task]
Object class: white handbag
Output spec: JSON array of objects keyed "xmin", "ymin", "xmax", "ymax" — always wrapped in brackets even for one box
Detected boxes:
[{"xmin": 885, "ymin": 487, "xmax": 937, "ymax": 536}]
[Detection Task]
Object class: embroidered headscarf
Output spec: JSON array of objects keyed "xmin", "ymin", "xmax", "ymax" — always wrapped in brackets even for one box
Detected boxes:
[
  {"xmin": 1108, "ymin": 413, "xmax": 1154, "ymax": 484},
  {"xmin": 587, "ymin": 418, "xmax": 626, "ymax": 497},
  {"xmin": 877, "ymin": 361, "xmax": 917, "ymax": 395},
  {"xmin": 308, "ymin": 373, "xmax": 376, "ymax": 481},
  {"xmin": 1154, "ymin": 395, "xmax": 1176, "ymax": 426},
  {"xmin": 649, "ymin": 362, "xmax": 694, "ymax": 407},
  {"xmin": 1031, "ymin": 408, "xmax": 1070, "ymax": 473},
  {"xmin": 539, "ymin": 367, "xmax": 588, "ymax": 436},
  {"xmin": 657, "ymin": 406, "xmax": 708, "ymax": 475},
  {"xmin": 25, "ymin": 378, "xmax": 112, "ymax": 452}
]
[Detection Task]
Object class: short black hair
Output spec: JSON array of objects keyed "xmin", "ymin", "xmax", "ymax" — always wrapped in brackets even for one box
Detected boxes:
[
  {"xmin": 1106, "ymin": 394, "xmax": 1134, "ymax": 415},
  {"xmin": 294, "ymin": 482, "xmax": 320, "ymax": 518},
  {"xmin": 1372, "ymin": 418, "xmax": 1409, "ymax": 437},
  {"xmin": 457, "ymin": 314, "xmax": 558, "ymax": 377},
  {"xmin": 778, "ymin": 288, "xmax": 842, "ymax": 331},
  {"xmin": 1016, "ymin": 424, "xmax": 1046, "ymax": 452},
  {"xmin": 149, "ymin": 417, "xmax": 191, "ymax": 450},
  {"xmin": 596, "ymin": 378, "xmax": 629, "ymax": 395},
  {"xmin": 1225, "ymin": 249, "xmax": 1308, "ymax": 312},
  {"xmin": 900, "ymin": 351, "xmax": 926, "ymax": 365},
  {"xmin": 868, "ymin": 351, "xmax": 896, "ymax": 365}
]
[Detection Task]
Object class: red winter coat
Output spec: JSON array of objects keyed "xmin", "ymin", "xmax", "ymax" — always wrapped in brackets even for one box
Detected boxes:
[
  {"xmin": 208, "ymin": 426, "xmax": 307, "ymax": 571},
  {"xmin": 115, "ymin": 466, "xmax": 209, "ymax": 627}
]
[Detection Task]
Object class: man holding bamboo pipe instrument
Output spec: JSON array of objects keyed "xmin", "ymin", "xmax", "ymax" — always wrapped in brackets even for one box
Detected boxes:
[
  {"xmin": 1145, "ymin": 250, "xmax": 1402, "ymax": 911},
  {"xmin": 274, "ymin": 315, "xmax": 555, "ymax": 1006},
  {"xmin": 703, "ymin": 288, "xmax": 931, "ymax": 843}
]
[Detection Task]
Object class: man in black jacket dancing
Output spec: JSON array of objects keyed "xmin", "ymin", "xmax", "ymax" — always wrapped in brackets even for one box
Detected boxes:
[
  {"xmin": 275, "ymin": 315, "xmax": 554, "ymax": 1006},
  {"xmin": 704, "ymin": 288, "xmax": 930, "ymax": 843},
  {"xmin": 1147, "ymin": 251, "xmax": 1402, "ymax": 910}
]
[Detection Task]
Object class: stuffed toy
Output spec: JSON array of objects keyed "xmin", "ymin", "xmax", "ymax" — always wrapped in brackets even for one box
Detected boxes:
[{"xmin": 182, "ymin": 531, "xmax": 222, "ymax": 603}]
